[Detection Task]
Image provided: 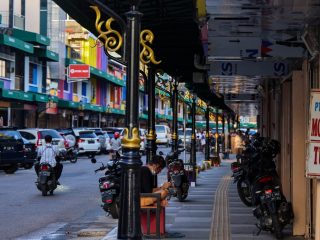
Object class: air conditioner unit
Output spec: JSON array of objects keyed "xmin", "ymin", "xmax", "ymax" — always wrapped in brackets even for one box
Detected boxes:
[{"xmin": 301, "ymin": 30, "xmax": 319, "ymax": 57}]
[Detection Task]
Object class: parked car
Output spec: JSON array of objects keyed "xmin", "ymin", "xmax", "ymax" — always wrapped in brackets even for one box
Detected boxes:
[
  {"xmin": 155, "ymin": 125, "xmax": 171, "ymax": 146},
  {"xmin": 178, "ymin": 128, "xmax": 192, "ymax": 151},
  {"xmin": 21, "ymin": 137, "xmax": 37, "ymax": 169},
  {"xmin": 0, "ymin": 128, "xmax": 26, "ymax": 174},
  {"xmin": 18, "ymin": 129, "xmax": 68, "ymax": 150},
  {"xmin": 87, "ymin": 128, "xmax": 110, "ymax": 154},
  {"xmin": 56, "ymin": 128, "xmax": 77, "ymax": 147},
  {"xmin": 73, "ymin": 129, "xmax": 100, "ymax": 155}
]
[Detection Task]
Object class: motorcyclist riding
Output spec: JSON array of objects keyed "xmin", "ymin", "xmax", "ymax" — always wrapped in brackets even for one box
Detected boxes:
[
  {"xmin": 110, "ymin": 132, "xmax": 121, "ymax": 150},
  {"xmin": 35, "ymin": 135, "xmax": 63, "ymax": 185}
]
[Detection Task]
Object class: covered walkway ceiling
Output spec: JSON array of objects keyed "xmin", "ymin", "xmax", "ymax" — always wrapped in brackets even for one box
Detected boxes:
[{"xmin": 53, "ymin": 0, "xmax": 320, "ymax": 117}]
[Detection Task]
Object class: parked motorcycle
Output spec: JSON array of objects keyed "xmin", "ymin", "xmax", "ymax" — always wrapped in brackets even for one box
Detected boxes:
[
  {"xmin": 59, "ymin": 145, "xmax": 78, "ymax": 163},
  {"xmin": 92, "ymin": 150, "xmax": 121, "ymax": 219},
  {"xmin": 165, "ymin": 148, "xmax": 190, "ymax": 202},
  {"xmin": 232, "ymin": 137, "xmax": 294, "ymax": 239}
]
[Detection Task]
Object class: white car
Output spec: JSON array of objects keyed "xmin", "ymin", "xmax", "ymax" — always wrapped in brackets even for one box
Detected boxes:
[
  {"xmin": 73, "ymin": 129, "xmax": 100, "ymax": 155},
  {"xmin": 155, "ymin": 125, "xmax": 171, "ymax": 146},
  {"xmin": 18, "ymin": 128, "xmax": 67, "ymax": 150}
]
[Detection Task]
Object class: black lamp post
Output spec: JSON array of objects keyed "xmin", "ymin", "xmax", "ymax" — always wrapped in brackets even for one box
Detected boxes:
[
  {"xmin": 214, "ymin": 109, "xmax": 220, "ymax": 162},
  {"xmin": 117, "ymin": 3, "xmax": 143, "ymax": 239},
  {"xmin": 171, "ymin": 79, "xmax": 179, "ymax": 152},
  {"xmin": 145, "ymin": 67, "xmax": 156, "ymax": 165},
  {"xmin": 226, "ymin": 115, "xmax": 231, "ymax": 159},
  {"xmin": 222, "ymin": 113, "xmax": 226, "ymax": 158},
  {"xmin": 88, "ymin": 1, "xmax": 161, "ymax": 238},
  {"xmin": 205, "ymin": 106, "xmax": 210, "ymax": 161},
  {"xmin": 190, "ymin": 94, "xmax": 197, "ymax": 181}
]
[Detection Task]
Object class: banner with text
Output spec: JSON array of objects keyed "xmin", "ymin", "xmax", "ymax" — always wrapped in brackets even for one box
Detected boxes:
[{"xmin": 307, "ymin": 90, "xmax": 320, "ymax": 178}]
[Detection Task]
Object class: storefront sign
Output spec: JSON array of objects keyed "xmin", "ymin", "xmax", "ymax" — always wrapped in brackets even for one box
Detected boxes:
[
  {"xmin": 307, "ymin": 90, "xmax": 320, "ymax": 178},
  {"xmin": 46, "ymin": 102, "xmax": 58, "ymax": 114},
  {"xmin": 68, "ymin": 64, "xmax": 90, "ymax": 79}
]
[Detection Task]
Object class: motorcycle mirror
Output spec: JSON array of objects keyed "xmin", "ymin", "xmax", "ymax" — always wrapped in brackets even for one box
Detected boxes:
[
  {"xmin": 91, "ymin": 158, "xmax": 97, "ymax": 164},
  {"xmin": 159, "ymin": 151, "xmax": 164, "ymax": 155}
]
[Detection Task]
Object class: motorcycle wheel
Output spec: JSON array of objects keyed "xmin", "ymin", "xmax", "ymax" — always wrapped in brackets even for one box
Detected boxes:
[
  {"xmin": 272, "ymin": 213, "xmax": 283, "ymax": 239},
  {"xmin": 177, "ymin": 187, "xmax": 188, "ymax": 202},
  {"xmin": 109, "ymin": 202, "xmax": 119, "ymax": 219},
  {"xmin": 237, "ymin": 179, "xmax": 252, "ymax": 207},
  {"xmin": 70, "ymin": 157, "xmax": 77, "ymax": 163},
  {"xmin": 41, "ymin": 185, "xmax": 47, "ymax": 196}
]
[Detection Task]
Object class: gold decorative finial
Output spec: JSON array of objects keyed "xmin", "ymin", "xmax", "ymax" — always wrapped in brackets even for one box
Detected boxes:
[
  {"xmin": 122, "ymin": 128, "xmax": 141, "ymax": 149},
  {"xmin": 90, "ymin": 6, "xmax": 123, "ymax": 53},
  {"xmin": 146, "ymin": 129, "xmax": 156, "ymax": 140},
  {"xmin": 172, "ymin": 133, "xmax": 177, "ymax": 140},
  {"xmin": 140, "ymin": 30, "xmax": 161, "ymax": 65}
]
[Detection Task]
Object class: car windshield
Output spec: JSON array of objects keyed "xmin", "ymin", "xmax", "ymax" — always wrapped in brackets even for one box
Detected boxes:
[
  {"xmin": 178, "ymin": 129, "xmax": 192, "ymax": 136},
  {"xmin": 79, "ymin": 131, "xmax": 97, "ymax": 138},
  {"xmin": 40, "ymin": 130, "xmax": 63, "ymax": 139},
  {"xmin": 95, "ymin": 131, "xmax": 104, "ymax": 136},
  {"xmin": 155, "ymin": 126, "xmax": 165, "ymax": 133},
  {"xmin": 0, "ymin": 130, "xmax": 22, "ymax": 140}
]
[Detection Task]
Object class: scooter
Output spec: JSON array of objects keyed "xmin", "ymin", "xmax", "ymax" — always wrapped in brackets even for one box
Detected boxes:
[
  {"xmin": 165, "ymin": 148, "xmax": 190, "ymax": 201},
  {"xmin": 36, "ymin": 162, "xmax": 57, "ymax": 196},
  {"xmin": 35, "ymin": 149, "xmax": 66, "ymax": 196},
  {"xmin": 92, "ymin": 150, "xmax": 121, "ymax": 218}
]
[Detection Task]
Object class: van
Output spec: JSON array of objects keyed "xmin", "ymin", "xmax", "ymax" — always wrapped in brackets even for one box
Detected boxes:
[{"xmin": 155, "ymin": 125, "xmax": 171, "ymax": 146}]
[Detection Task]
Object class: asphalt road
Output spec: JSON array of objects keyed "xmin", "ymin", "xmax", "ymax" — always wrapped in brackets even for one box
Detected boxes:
[{"xmin": 0, "ymin": 146, "xmax": 204, "ymax": 239}]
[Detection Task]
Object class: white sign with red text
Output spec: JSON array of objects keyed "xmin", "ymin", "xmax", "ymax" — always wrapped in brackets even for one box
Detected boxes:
[{"xmin": 307, "ymin": 90, "xmax": 320, "ymax": 178}]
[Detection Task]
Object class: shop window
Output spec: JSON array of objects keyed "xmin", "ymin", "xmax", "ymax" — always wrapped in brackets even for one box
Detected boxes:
[
  {"xmin": 29, "ymin": 63, "xmax": 37, "ymax": 85},
  {"xmin": 82, "ymin": 82, "xmax": 87, "ymax": 96},
  {"xmin": 0, "ymin": 59, "xmax": 10, "ymax": 78},
  {"xmin": 73, "ymin": 82, "xmax": 78, "ymax": 94}
]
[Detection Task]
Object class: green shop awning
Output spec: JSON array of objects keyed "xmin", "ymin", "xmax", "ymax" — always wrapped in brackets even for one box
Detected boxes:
[
  {"xmin": 12, "ymin": 29, "xmax": 50, "ymax": 46},
  {"xmin": 1, "ymin": 89, "xmax": 33, "ymax": 101},
  {"xmin": 35, "ymin": 48, "xmax": 59, "ymax": 62},
  {"xmin": 0, "ymin": 34, "xmax": 34, "ymax": 54},
  {"xmin": 84, "ymin": 103, "xmax": 103, "ymax": 112},
  {"xmin": 109, "ymin": 108, "xmax": 125, "ymax": 115},
  {"xmin": 156, "ymin": 113, "xmax": 166, "ymax": 119},
  {"xmin": 58, "ymin": 99, "xmax": 80, "ymax": 109},
  {"xmin": 34, "ymin": 93, "xmax": 48, "ymax": 102},
  {"xmin": 139, "ymin": 113, "xmax": 148, "ymax": 120},
  {"xmin": 66, "ymin": 58, "xmax": 125, "ymax": 87}
]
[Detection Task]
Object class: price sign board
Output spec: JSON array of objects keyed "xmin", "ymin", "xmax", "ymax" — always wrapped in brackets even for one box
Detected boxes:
[{"xmin": 307, "ymin": 90, "xmax": 320, "ymax": 178}]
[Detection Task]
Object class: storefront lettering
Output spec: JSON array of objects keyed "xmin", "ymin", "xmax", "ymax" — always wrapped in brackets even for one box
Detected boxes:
[{"xmin": 311, "ymin": 118, "xmax": 320, "ymax": 136}]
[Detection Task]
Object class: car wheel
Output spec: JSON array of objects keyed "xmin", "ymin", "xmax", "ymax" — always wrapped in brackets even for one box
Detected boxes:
[
  {"xmin": 4, "ymin": 165, "xmax": 18, "ymax": 174},
  {"xmin": 23, "ymin": 163, "xmax": 33, "ymax": 169}
]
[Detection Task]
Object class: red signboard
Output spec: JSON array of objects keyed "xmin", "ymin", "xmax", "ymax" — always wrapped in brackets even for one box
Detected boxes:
[{"xmin": 68, "ymin": 64, "xmax": 90, "ymax": 79}]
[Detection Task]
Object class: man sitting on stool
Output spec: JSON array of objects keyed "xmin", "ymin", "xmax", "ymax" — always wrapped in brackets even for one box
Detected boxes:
[{"xmin": 140, "ymin": 155, "xmax": 171, "ymax": 207}]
